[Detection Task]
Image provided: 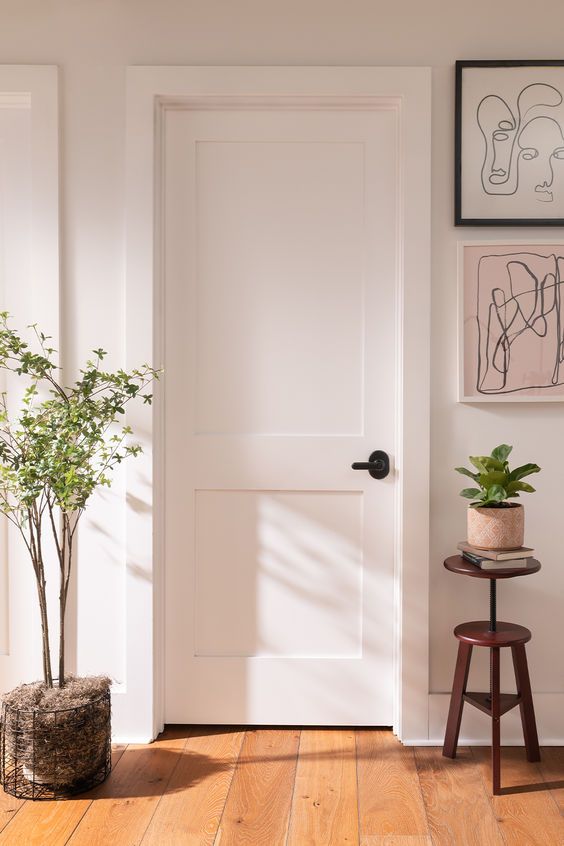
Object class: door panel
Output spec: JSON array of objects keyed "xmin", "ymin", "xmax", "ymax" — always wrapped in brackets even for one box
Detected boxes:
[
  {"xmin": 194, "ymin": 139, "xmax": 364, "ymax": 436},
  {"xmin": 164, "ymin": 104, "xmax": 398, "ymax": 724},
  {"xmin": 194, "ymin": 490, "xmax": 362, "ymax": 658}
]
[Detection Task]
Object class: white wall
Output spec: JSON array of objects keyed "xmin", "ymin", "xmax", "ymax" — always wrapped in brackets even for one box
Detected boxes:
[
  {"xmin": 0, "ymin": 101, "xmax": 36, "ymax": 687},
  {"xmin": 0, "ymin": 0, "xmax": 563, "ymax": 738}
]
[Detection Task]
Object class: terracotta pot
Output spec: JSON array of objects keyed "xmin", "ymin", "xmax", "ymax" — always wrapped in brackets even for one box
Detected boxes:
[{"xmin": 467, "ymin": 504, "xmax": 524, "ymax": 551}]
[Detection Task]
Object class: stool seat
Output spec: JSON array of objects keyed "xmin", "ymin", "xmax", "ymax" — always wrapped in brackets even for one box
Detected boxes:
[{"xmin": 454, "ymin": 621, "xmax": 531, "ymax": 647}]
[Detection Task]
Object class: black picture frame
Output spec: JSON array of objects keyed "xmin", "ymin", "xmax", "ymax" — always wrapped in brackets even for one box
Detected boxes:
[{"xmin": 454, "ymin": 59, "xmax": 564, "ymax": 226}]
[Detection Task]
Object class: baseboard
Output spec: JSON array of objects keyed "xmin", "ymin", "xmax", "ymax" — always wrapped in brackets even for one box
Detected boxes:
[
  {"xmin": 111, "ymin": 733, "xmax": 155, "ymax": 745},
  {"xmin": 400, "ymin": 693, "xmax": 564, "ymax": 746},
  {"xmin": 111, "ymin": 692, "xmax": 564, "ymax": 747}
]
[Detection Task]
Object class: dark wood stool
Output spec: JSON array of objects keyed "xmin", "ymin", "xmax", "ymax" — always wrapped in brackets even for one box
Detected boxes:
[{"xmin": 442, "ymin": 555, "xmax": 541, "ymax": 795}]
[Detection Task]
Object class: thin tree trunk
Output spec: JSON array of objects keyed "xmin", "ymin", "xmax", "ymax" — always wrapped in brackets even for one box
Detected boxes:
[
  {"xmin": 34, "ymin": 573, "xmax": 49, "ymax": 685},
  {"xmin": 28, "ymin": 510, "xmax": 53, "ymax": 687},
  {"xmin": 34, "ymin": 509, "xmax": 54, "ymax": 688},
  {"xmin": 36, "ymin": 571, "xmax": 53, "ymax": 688},
  {"xmin": 46, "ymin": 497, "xmax": 65, "ymax": 686},
  {"xmin": 30, "ymin": 521, "xmax": 48, "ymax": 686},
  {"xmin": 58, "ymin": 599, "xmax": 65, "ymax": 687},
  {"xmin": 58, "ymin": 511, "xmax": 77, "ymax": 688},
  {"xmin": 58, "ymin": 513, "xmax": 69, "ymax": 688}
]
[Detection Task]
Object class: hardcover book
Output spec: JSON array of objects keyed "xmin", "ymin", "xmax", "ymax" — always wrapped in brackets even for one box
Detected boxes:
[
  {"xmin": 461, "ymin": 550, "xmax": 528, "ymax": 570},
  {"xmin": 457, "ymin": 541, "xmax": 534, "ymax": 561}
]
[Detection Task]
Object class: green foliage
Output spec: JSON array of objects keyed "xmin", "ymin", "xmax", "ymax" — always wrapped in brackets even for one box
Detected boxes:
[
  {"xmin": 455, "ymin": 444, "xmax": 540, "ymax": 508},
  {"xmin": 0, "ymin": 314, "xmax": 160, "ymax": 687},
  {"xmin": 0, "ymin": 314, "xmax": 159, "ymax": 520}
]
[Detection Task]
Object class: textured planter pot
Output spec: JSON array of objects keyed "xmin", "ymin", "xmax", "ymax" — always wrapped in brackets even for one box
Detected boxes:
[
  {"xmin": 467, "ymin": 504, "xmax": 524, "ymax": 551},
  {"xmin": 0, "ymin": 687, "xmax": 111, "ymax": 800}
]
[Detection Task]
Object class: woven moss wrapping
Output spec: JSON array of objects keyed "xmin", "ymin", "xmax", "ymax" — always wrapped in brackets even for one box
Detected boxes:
[{"xmin": 0, "ymin": 676, "xmax": 111, "ymax": 799}]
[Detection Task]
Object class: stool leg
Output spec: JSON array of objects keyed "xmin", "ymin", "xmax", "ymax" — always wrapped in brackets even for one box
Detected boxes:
[
  {"xmin": 511, "ymin": 644, "xmax": 540, "ymax": 763},
  {"xmin": 443, "ymin": 641, "xmax": 472, "ymax": 759},
  {"xmin": 491, "ymin": 646, "xmax": 501, "ymax": 795}
]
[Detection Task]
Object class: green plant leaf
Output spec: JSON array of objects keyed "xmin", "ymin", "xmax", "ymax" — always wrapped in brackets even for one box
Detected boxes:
[
  {"xmin": 491, "ymin": 444, "xmax": 513, "ymax": 463},
  {"xmin": 457, "ymin": 445, "xmax": 539, "ymax": 511},
  {"xmin": 508, "ymin": 463, "xmax": 541, "ymax": 482},
  {"xmin": 483, "ymin": 457, "xmax": 507, "ymax": 472},
  {"xmin": 469, "ymin": 456, "xmax": 488, "ymax": 473},
  {"xmin": 486, "ymin": 484, "xmax": 506, "ymax": 502},
  {"xmin": 459, "ymin": 487, "xmax": 482, "ymax": 499},
  {"xmin": 471, "ymin": 455, "xmax": 505, "ymax": 472},
  {"xmin": 506, "ymin": 480, "xmax": 536, "ymax": 494},
  {"xmin": 478, "ymin": 470, "xmax": 508, "ymax": 489},
  {"xmin": 459, "ymin": 488, "xmax": 484, "ymax": 499},
  {"xmin": 455, "ymin": 466, "xmax": 479, "ymax": 481}
]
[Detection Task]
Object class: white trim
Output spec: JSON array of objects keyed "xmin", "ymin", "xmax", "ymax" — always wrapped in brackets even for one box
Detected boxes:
[
  {"xmin": 125, "ymin": 66, "xmax": 431, "ymax": 742},
  {"xmin": 415, "ymin": 692, "xmax": 564, "ymax": 747},
  {"xmin": 458, "ymin": 239, "xmax": 564, "ymax": 404},
  {"xmin": 393, "ymin": 71, "xmax": 432, "ymax": 744},
  {"xmin": 0, "ymin": 93, "xmax": 30, "ymax": 109}
]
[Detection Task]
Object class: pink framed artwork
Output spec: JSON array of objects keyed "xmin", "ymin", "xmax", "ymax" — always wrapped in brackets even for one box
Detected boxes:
[{"xmin": 459, "ymin": 241, "xmax": 564, "ymax": 401}]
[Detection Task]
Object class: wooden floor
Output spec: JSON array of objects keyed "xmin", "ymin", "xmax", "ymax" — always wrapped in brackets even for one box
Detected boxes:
[{"xmin": 0, "ymin": 728, "xmax": 564, "ymax": 845}]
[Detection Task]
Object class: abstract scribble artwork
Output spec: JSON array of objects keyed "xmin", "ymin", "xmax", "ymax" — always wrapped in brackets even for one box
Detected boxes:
[
  {"xmin": 460, "ymin": 243, "xmax": 564, "ymax": 401},
  {"xmin": 456, "ymin": 61, "xmax": 564, "ymax": 225}
]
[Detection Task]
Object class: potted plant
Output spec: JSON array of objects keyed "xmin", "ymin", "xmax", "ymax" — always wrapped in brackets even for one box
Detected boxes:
[
  {"xmin": 455, "ymin": 444, "xmax": 540, "ymax": 550},
  {"xmin": 0, "ymin": 314, "xmax": 158, "ymax": 799}
]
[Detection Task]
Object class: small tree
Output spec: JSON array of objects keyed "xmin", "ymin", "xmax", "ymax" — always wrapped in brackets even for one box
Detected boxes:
[{"xmin": 0, "ymin": 314, "xmax": 159, "ymax": 688}]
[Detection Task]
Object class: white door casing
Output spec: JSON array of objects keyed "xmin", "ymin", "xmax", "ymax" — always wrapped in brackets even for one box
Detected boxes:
[{"xmin": 125, "ymin": 67, "xmax": 431, "ymax": 742}]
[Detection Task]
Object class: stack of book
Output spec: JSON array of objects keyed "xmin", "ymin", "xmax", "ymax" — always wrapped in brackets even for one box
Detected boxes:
[{"xmin": 457, "ymin": 541, "xmax": 535, "ymax": 570}]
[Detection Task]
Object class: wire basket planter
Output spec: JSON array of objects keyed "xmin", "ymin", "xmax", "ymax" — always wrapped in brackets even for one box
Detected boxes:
[{"xmin": 0, "ymin": 688, "xmax": 111, "ymax": 800}]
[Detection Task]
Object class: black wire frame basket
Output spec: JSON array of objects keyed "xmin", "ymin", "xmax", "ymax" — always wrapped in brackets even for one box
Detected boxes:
[{"xmin": 0, "ymin": 689, "xmax": 112, "ymax": 800}]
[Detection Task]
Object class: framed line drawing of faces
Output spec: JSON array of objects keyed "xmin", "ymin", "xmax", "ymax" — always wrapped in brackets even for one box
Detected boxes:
[
  {"xmin": 459, "ymin": 241, "xmax": 564, "ymax": 402},
  {"xmin": 455, "ymin": 61, "xmax": 564, "ymax": 225}
]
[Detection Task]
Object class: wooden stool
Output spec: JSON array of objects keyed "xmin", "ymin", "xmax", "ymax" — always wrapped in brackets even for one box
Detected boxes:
[{"xmin": 442, "ymin": 555, "xmax": 541, "ymax": 795}]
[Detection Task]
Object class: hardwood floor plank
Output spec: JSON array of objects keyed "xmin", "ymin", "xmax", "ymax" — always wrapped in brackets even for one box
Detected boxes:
[
  {"xmin": 0, "ymin": 796, "xmax": 90, "ymax": 846},
  {"xmin": 360, "ymin": 838, "xmax": 432, "ymax": 845},
  {"xmin": 538, "ymin": 747, "xmax": 564, "ymax": 814},
  {"xmin": 414, "ymin": 747, "xmax": 504, "ymax": 846},
  {"xmin": 0, "ymin": 745, "xmax": 127, "ymax": 846},
  {"xmin": 356, "ymin": 730, "xmax": 428, "ymax": 839},
  {"xmin": 1, "ymin": 730, "xmax": 563, "ymax": 845},
  {"xmin": 472, "ymin": 747, "xmax": 564, "ymax": 845},
  {"xmin": 65, "ymin": 732, "xmax": 188, "ymax": 845},
  {"xmin": 139, "ymin": 728, "xmax": 244, "ymax": 846},
  {"xmin": 287, "ymin": 728, "xmax": 358, "ymax": 846},
  {"xmin": 107, "ymin": 744, "xmax": 128, "ymax": 769},
  {"xmin": 0, "ymin": 787, "xmax": 24, "ymax": 834},
  {"xmin": 214, "ymin": 728, "xmax": 299, "ymax": 846}
]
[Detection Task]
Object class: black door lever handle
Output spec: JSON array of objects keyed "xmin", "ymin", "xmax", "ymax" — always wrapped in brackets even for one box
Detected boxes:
[{"xmin": 351, "ymin": 450, "xmax": 390, "ymax": 480}]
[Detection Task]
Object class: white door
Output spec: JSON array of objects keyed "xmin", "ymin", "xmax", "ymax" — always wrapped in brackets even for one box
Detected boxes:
[{"xmin": 164, "ymin": 101, "xmax": 400, "ymax": 725}]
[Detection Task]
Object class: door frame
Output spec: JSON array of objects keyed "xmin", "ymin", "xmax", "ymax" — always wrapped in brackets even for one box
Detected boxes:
[{"xmin": 125, "ymin": 66, "xmax": 431, "ymax": 743}]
